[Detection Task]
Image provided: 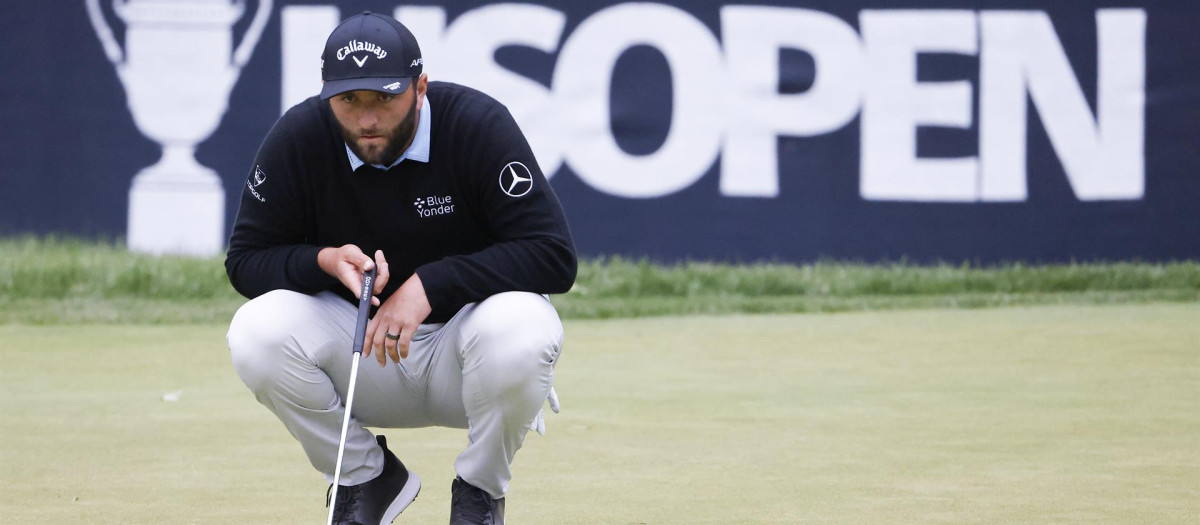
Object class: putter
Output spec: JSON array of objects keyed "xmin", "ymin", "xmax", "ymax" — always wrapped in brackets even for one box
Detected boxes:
[{"xmin": 327, "ymin": 266, "xmax": 377, "ymax": 525}]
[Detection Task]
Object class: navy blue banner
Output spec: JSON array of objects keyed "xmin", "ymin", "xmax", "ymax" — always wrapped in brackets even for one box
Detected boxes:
[{"xmin": 2, "ymin": 1, "xmax": 1198, "ymax": 262}]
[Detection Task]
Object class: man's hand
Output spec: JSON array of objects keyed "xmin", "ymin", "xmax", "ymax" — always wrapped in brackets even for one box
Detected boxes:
[
  {"xmin": 317, "ymin": 245, "xmax": 390, "ymax": 306},
  {"xmin": 364, "ymin": 273, "xmax": 431, "ymax": 366}
]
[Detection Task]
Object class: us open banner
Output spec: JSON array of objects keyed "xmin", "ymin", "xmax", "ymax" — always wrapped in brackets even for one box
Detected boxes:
[{"xmin": 1, "ymin": 1, "xmax": 1197, "ymax": 262}]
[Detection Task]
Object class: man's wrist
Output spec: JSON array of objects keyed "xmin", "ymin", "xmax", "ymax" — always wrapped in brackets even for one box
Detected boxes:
[{"xmin": 316, "ymin": 246, "xmax": 337, "ymax": 276}]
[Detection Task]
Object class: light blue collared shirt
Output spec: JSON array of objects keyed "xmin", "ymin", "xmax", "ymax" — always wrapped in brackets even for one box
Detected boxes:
[{"xmin": 346, "ymin": 95, "xmax": 431, "ymax": 171}]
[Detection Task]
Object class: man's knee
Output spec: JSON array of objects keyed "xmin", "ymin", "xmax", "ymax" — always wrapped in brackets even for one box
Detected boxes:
[
  {"xmin": 461, "ymin": 292, "xmax": 563, "ymax": 387},
  {"xmin": 227, "ymin": 290, "xmax": 308, "ymax": 391}
]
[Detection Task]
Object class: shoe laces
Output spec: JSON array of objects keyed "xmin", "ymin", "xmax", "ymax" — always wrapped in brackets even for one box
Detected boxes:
[{"xmin": 326, "ymin": 483, "xmax": 364, "ymax": 524}]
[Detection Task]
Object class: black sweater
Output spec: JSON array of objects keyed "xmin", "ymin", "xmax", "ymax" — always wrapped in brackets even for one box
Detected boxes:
[{"xmin": 225, "ymin": 82, "xmax": 576, "ymax": 323}]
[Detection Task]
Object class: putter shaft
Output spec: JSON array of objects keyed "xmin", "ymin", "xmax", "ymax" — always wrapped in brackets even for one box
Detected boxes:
[{"xmin": 327, "ymin": 267, "xmax": 376, "ymax": 525}]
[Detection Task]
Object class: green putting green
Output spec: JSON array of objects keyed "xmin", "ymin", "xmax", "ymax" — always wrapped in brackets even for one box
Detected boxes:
[{"xmin": 2, "ymin": 303, "xmax": 1197, "ymax": 523}]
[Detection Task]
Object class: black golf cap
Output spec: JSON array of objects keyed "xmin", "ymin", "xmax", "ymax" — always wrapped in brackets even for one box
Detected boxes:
[{"xmin": 320, "ymin": 11, "xmax": 423, "ymax": 100}]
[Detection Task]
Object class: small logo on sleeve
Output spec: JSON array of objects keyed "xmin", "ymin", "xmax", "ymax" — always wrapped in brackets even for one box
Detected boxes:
[
  {"xmin": 499, "ymin": 162, "xmax": 533, "ymax": 197},
  {"xmin": 413, "ymin": 195, "xmax": 455, "ymax": 218},
  {"xmin": 247, "ymin": 165, "xmax": 267, "ymax": 203}
]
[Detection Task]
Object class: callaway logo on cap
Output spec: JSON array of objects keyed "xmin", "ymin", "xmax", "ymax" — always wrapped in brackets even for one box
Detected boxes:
[{"xmin": 320, "ymin": 11, "xmax": 423, "ymax": 100}]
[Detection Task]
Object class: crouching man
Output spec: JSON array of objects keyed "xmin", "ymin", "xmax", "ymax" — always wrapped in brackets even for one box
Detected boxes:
[{"xmin": 224, "ymin": 11, "xmax": 576, "ymax": 525}]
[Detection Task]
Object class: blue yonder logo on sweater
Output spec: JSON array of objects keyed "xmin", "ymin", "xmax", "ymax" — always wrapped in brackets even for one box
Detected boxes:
[{"xmin": 413, "ymin": 195, "xmax": 455, "ymax": 218}]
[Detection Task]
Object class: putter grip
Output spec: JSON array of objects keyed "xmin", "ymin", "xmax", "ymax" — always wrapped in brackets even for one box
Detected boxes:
[{"xmin": 351, "ymin": 267, "xmax": 377, "ymax": 355}]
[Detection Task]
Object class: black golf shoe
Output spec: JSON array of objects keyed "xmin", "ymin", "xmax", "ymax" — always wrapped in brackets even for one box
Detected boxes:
[
  {"xmin": 327, "ymin": 435, "xmax": 421, "ymax": 525},
  {"xmin": 449, "ymin": 476, "xmax": 505, "ymax": 525}
]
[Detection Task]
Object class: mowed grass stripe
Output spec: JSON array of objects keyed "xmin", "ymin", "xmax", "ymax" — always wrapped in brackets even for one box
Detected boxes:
[{"xmin": 1, "ymin": 303, "xmax": 1196, "ymax": 523}]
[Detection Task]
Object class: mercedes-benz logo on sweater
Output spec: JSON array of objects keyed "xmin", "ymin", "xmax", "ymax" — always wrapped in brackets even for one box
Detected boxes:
[{"xmin": 499, "ymin": 161, "xmax": 533, "ymax": 197}]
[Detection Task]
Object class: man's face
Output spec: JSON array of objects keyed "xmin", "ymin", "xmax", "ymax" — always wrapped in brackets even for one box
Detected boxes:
[{"xmin": 329, "ymin": 78, "xmax": 425, "ymax": 166}]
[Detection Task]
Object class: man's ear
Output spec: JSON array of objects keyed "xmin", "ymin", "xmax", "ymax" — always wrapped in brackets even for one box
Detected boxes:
[{"xmin": 413, "ymin": 74, "xmax": 428, "ymax": 109}]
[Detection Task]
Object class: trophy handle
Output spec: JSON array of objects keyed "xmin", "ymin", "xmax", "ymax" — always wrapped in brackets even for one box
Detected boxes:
[
  {"xmin": 85, "ymin": 0, "xmax": 124, "ymax": 64},
  {"xmin": 232, "ymin": 0, "xmax": 273, "ymax": 69}
]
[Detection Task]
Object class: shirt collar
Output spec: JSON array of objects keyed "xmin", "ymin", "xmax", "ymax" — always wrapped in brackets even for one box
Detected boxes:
[{"xmin": 346, "ymin": 95, "xmax": 431, "ymax": 171}]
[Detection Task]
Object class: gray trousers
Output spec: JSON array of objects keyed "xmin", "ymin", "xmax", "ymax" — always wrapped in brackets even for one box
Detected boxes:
[{"xmin": 226, "ymin": 290, "xmax": 563, "ymax": 499}]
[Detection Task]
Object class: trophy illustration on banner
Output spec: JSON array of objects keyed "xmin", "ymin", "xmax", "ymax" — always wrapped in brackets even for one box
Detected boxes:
[{"xmin": 86, "ymin": 0, "xmax": 272, "ymax": 255}]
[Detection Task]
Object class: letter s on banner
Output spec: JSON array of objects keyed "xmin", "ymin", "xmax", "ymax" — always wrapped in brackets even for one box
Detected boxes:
[
  {"xmin": 402, "ymin": 4, "xmax": 567, "ymax": 179},
  {"xmin": 554, "ymin": 3, "xmax": 724, "ymax": 198}
]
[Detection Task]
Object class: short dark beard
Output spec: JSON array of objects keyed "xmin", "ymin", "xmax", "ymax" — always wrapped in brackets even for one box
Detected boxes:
[{"xmin": 341, "ymin": 94, "xmax": 419, "ymax": 167}]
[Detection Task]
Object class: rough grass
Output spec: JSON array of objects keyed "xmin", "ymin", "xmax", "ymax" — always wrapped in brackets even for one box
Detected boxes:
[
  {"xmin": 1, "ymin": 304, "xmax": 1197, "ymax": 523},
  {"xmin": 0, "ymin": 236, "xmax": 236, "ymax": 300},
  {"xmin": 1, "ymin": 236, "xmax": 1197, "ymax": 323}
]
